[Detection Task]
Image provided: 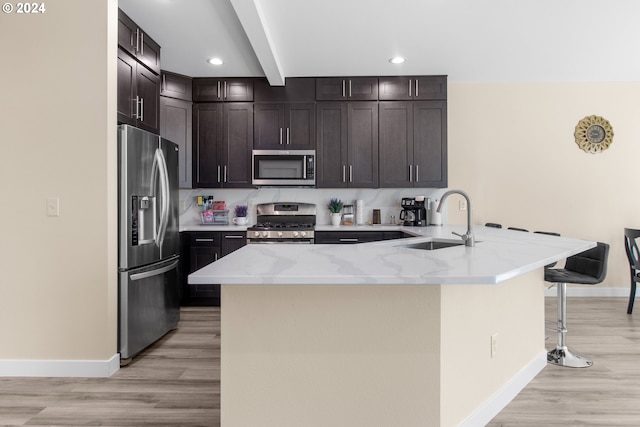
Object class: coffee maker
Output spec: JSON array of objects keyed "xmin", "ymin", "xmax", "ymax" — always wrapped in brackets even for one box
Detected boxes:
[{"xmin": 400, "ymin": 197, "xmax": 429, "ymax": 226}]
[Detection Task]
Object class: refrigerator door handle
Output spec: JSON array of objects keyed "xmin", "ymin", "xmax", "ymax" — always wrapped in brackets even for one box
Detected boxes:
[
  {"xmin": 155, "ymin": 148, "xmax": 170, "ymax": 248},
  {"xmin": 130, "ymin": 260, "xmax": 179, "ymax": 281}
]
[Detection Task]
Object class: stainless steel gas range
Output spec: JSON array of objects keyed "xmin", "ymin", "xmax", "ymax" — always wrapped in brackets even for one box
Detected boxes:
[{"xmin": 247, "ymin": 202, "xmax": 316, "ymax": 244}]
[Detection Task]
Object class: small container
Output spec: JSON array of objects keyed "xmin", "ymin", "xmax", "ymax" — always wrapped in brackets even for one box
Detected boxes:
[
  {"xmin": 372, "ymin": 209, "xmax": 381, "ymax": 224},
  {"xmin": 342, "ymin": 204, "xmax": 354, "ymax": 226}
]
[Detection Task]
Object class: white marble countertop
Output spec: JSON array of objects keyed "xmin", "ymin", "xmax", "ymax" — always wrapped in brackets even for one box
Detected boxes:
[{"xmin": 188, "ymin": 225, "xmax": 595, "ymax": 286}]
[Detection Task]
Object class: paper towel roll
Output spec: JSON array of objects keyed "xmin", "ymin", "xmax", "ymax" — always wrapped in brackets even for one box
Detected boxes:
[{"xmin": 356, "ymin": 200, "xmax": 365, "ymax": 225}]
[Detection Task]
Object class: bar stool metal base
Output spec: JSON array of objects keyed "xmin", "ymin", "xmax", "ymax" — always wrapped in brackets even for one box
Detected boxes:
[{"xmin": 547, "ymin": 346, "xmax": 593, "ymax": 368}]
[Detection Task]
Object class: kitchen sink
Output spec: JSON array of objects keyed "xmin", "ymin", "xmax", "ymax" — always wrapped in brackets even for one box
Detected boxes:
[{"xmin": 396, "ymin": 239, "xmax": 466, "ymax": 250}]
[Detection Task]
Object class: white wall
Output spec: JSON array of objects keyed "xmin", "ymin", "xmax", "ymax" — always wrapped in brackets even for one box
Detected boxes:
[
  {"xmin": 0, "ymin": 0, "xmax": 118, "ymax": 363},
  {"xmin": 446, "ymin": 82, "xmax": 640, "ymax": 289}
]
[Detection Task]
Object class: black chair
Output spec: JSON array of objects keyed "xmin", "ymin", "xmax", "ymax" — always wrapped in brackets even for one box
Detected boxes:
[
  {"xmin": 508, "ymin": 227, "xmax": 529, "ymax": 232},
  {"xmin": 623, "ymin": 228, "xmax": 640, "ymax": 314},
  {"xmin": 485, "ymin": 222, "xmax": 502, "ymax": 228},
  {"xmin": 545, "ymin": 242, "xmax": 609, "ymax": 367}
]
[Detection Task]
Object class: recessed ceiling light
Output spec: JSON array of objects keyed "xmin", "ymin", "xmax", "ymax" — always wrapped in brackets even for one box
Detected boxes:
[
  {"xmin": 389, "ymin": 56, "xmax": 406, "ymax": 64},
  {"xmin": 208, "ymin": 57, "xmax": 223, "ymax": 66}
]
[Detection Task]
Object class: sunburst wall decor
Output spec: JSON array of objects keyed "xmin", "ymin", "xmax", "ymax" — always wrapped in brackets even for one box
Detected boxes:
[{"xmin": 574, "ymin": 115, "xmax": 614, "ymax": 154}]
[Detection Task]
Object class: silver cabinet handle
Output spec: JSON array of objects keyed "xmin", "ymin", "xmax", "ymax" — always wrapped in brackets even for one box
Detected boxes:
[
  {"xmin": 342, "ymin": 80, "xmax": 346, "ymax": 98},
  {"xmin": 135, "ymin": 28, "xmax": 140, "ymax": 53},
  {"xmin": 415, "ymin": 164, "xmax": 419, "ymax": 182},
  {"xmin": 342, "ymin": 165, "xmax": 346, "ymax": 183},
  {"xmin": 224, "ymin": 165, "xmax": 228, "ymax": 183},
  {"xmin": 140, "ymin": 31, "xmax": 144, "ymax": 56},
  {"xmin": 224, "ymin": 235, "xmax": 244, "ymax": 239},
  {"xmin": 162, "ymin": 74, "xmax": 166, "ymax": 90},
  {"xmin": 286, "ymin": 127, "xmax": 290, "ymax": 145},
  {"xmin": 214, "ymin": 253, "xmax": 219, "ymax": 261},
  {"xmin": 409, "ymin": 79, "xmax": 412, "ymax": 97},
  {"xmin": 224, "ymin": 81, "xmax": 227, "ymax": 99},
  {"xmin": 195, "ymin": 238, "xmax": 214, "ymax": 242},
  {"xmin": 415, "ymin": 80, "xmax": 419, "ymax": 97},
  {"xmin": 349, "ymin": 80, "xmax": 352, "ymax": 98},
  {"xmin": 339, "ymin": 238, "xmax": 359, "ymax": 242},
  {"xmin": 133, "ymin": 95, "xmax": 140, "ymax": 119},
  {"xmin": 279, "ymin": 128, "xmax": 283, "ymax": 145},
  {"xmin": 349, "ymin": 165, "xmax": 353, "ymax": 182},
  {"xmin": 139, "ymin": 97, "xmax": 144, "ymax": 122},
  {"xmin": 217, "ymin": 165, "xmax": 221, "ymax": 183},
  {"xmin": 409, "ymin": 164, "xmax": 413, "ymax": 182},
  {"xmin": 217, "ymin": 81, "xmax": 221, "ymax": 100}
]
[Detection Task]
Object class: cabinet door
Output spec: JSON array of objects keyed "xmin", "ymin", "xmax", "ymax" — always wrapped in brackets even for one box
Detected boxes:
[
  {"xmin": 221, "ymin": 232, "xmax": 247, "ymax": 256},
  {"xmin": 316, "ymin": 103, "xmax": 348, "ymax": 187},
  {"xmin": 286, "ymin": 103, "xmax": 315, "ymax": 150},
  {"xmin": 188, "ymin": 233, "xmax": 221, "ymax": 305},
  {"xmin": 379, "ymin": 77, "xmax": 413, "ymax": 101},
  {"xmin": 193, "ymin": 103, "xmax": 223, "ymax": 188},
  {"xmin": 193, "ymin": 78, "xmax": 254, "ymax": 102},
  {"xmin": 117, "ymin": 49, "xmax": 137, "ymax": 126},
  {"xmin": 347, "ymin": 102, "xmax": 378, "ymax": 188},
  {"xmin": 161, "ymin": 71, "xmax": 192, "ymax": 101},
  {"xmin": 413, "ymin": 76, "xmax": 447, "ymax": 100},
  {"xmin": 224, "ymin": 79, "xmax": 254, "ymax": 102},
  {"xmin": 414, "ymin": 101, "xmax": 447, "ymax": 187},
  {"xmin": 136, "ymin": 66, "xmax": 160, "ymax": 134},
  {"xmin": 316, "ymin": 78, "xmax": 378, "ymax": 100},
  {"xmin": 253, "ymin": 103, "xmax": 285, "ymax": 149},
  {"xmin": 379, "ymin": 101, "xmax": 413, "ymax": 187},
  {"xmin": 222, "ymin": 103, "xmax": 253, "ymax": 188},
  {"xmin": 137, "ymin": 30, "xmax": 161, "ymax": 75},
  {"xmin": 117, "ymin": 9, "xmax": 137, "ymax": 57},
  {"xmin": 348, "ymin": 78, "xmax": 378, "ymax": 100},
  {"xmin": 160, "ymin": 96, "xmax": 192, "ymax": 188}
]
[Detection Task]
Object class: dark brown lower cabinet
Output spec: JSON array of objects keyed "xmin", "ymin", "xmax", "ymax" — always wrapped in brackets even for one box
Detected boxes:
[
  {"xmin": 180, "ymin": 231, "xmax": 246, "ymax": 306},
  {"xmin": 314, "ymin": 231, "xmax": 407, "ymax": 244}
]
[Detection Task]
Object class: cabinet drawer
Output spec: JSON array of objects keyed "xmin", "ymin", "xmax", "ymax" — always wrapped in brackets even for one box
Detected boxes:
[
  {"xmin": 161, "ymin": 71, "xmax": 192, "ymax": 101},
  {"xmin": 189, "ymin": 232, "xmax": 220, "ymax": 247},
  {"xmin": 315, "ymin": 231, "xmax": 385, "ymax": 244}
]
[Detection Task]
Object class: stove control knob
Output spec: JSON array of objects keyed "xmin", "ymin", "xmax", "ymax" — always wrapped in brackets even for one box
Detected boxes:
[
  {"xmin": 254, "ymin": 231, "xmax": 261, "ymax": 237},
  {"xmin": 300, "ymin": 231, "xmax": 307, "ymax": 238},
  {"xmin": 277, "ymin": 231, "xmax": 283, "ymax": 237},
  {"xmin": 261, "ymin": 231, "xmax": 269, "ymax": 238},
  {"xmin": 292, "ymin": 231, "xmax": 299, "ymax": 237}
]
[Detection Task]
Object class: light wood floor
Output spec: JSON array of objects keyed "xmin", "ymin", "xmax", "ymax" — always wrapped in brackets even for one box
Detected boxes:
[{"xmin": 0, "ymin": 298, "xmax": 638, "ymax": 426}]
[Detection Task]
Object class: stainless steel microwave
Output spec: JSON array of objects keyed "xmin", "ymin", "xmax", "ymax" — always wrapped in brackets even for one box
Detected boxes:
[{"xmin": 252, "ymin": 150, "xmax": 316, "ymax": 187}]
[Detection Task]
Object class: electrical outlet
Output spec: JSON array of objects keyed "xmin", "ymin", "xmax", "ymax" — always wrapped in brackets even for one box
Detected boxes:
[
  {"xmin": 46, "ymin": 197, "xmax": 60, "ymax": 217},
  {"xmin": 491, "ymin": 333, "xmax": 498, "ymax": 358},
  {"xmin": 459, "ymin": 199, "xmax": 467, "ymax": 211}
]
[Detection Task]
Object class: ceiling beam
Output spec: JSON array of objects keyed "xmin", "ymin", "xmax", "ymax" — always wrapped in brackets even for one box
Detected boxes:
[{"xmin": 230, "ymin": 0, "xmax": 285, "ymax": 86}]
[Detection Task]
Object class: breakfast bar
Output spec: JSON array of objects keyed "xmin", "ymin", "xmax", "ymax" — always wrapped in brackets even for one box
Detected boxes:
[{"xmin": 189, "ymin": 225, "xmax": 595, "ymax": 427}]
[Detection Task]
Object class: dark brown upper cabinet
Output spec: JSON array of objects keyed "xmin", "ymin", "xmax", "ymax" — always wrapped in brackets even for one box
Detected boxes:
[
  {"xmin": 160, "ymin": 71, "xmax": 192, "ymax": 101},
  {"xmin": 118, "ymin": 9, "xmax": 161, "ymax": 75},
  {"xmin": 316, "ymin": 102, "xmax": 378, "ymax": 188},
  {"xmin": 117, "ymin": 48, "xmax": 160, "ymax": 134},
  {"xmin": 378, "ymin": 101, "xmax": 447, "ymax": 188},
  {"xmin": 193, "ymin": 103, "xmax": 253, "ymax": 188},
  {"xmin": 378, "ymin": 76, "xmax": 447, "ymax": 101},
  {"xmin": 316, "ymin": 77, "xmax": 378, "ymax": 101},
  {"xmin": 192, "ymin": 78, "xmax": 254, "ymax": 102},
  {"xmin": 254, "ymin": 103, "xmax": 315, "ymax": 150}
]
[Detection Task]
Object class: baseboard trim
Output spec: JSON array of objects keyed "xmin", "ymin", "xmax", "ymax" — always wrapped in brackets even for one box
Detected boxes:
[
  {"xmin": 544, "ymin": 286, "xmax": 629, "ymax": 298},
  {"xmin": 459, "ymin": 351, "xmax": 547, "ymax": 427},
  {"xmin": 0, "ymin": 354, "xmax": 120, "ymax": 378}
]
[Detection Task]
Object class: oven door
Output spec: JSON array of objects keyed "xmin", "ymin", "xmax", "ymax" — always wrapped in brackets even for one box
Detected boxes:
[{"xmin": 252, "ymin": 150, "xmax": 315, "ymax": 186}]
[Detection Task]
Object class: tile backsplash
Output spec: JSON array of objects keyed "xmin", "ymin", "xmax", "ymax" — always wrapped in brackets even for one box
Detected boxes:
[{"xmin": 180, "ymin": 188, "xmax": 449, "ymax": 226}]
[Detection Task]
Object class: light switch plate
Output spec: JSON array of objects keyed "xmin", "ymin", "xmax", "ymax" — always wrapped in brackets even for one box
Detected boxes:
[{"xmin": 47, "ymin": 197, "xmax": 59, "ymax": 217}]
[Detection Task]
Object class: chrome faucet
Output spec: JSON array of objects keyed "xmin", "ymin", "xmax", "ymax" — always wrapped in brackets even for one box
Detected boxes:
[{"xmin": 436, "ymin": 190, "xmax": 475, "ymax": 247}]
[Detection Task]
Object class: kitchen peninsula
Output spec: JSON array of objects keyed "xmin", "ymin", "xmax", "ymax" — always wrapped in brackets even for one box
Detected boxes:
[{"xmin": 189, "ymin": 225, "xmax": 594, "ymax": 426}]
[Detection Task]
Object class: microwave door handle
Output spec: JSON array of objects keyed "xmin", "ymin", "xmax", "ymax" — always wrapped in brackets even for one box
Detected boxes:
[{"xmin": 303, "ymin": 155, "xmax": 307, "ymax": 178}]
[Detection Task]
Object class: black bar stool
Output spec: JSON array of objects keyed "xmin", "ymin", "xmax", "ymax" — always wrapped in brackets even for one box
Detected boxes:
[
  {"xmin": 544, "ymin": 242, "xmax": 609, "ymax": 367},
  {"xmin": 623, "ymin": 228, "xmax": 640, "ymax": 314}
]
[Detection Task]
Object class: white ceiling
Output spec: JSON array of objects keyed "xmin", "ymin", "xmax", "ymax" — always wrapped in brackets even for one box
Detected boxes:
[{"xmin": 118, "ymin": 0, "xmax": 640, "ymax": 84}]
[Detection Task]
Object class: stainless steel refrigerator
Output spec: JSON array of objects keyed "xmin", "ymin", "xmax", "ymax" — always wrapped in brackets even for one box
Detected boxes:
[{"xmin": 118, "ymin": 124, "xmax": 180, "ymax": 363}]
